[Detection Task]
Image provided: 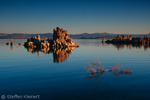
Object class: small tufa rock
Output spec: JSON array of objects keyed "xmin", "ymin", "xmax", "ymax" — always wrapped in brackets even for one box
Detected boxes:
[{"xmin": 6, "ymin": 42, "xmax": 9, "ymax": 45}]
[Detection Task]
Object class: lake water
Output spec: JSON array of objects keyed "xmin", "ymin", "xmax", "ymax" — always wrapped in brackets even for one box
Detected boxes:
[{"xmin": 0, "ymin": 39, "xmax": 150, "ymax": 100}]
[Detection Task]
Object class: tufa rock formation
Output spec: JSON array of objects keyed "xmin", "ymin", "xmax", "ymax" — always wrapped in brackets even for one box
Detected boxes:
[
  {"xmin": 24, "ymin": 27, "xmax": 79, "ymax": 63},
  {"xmin": 105, "ymin": 34, "xmax": 150, "ymax": 45},
  {"xmin": 24, "ymin": 27, "xmax": 79, "ymax": 49},
  {"xmin": 53, "ymin": 27, "xmax": 79, "ymax": 47},
  {"xmin": 105, "ymin": 35, "xmax": 150, "ymax": 50}
]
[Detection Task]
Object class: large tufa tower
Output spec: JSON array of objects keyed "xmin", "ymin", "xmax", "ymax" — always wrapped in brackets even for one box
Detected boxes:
[
  {"xmin": 52, "ymin": 27, "xmax": 79, "ymax": 47},
  {"xmin": 53, "ymin": 27, "xmax": 69, "ymax": 42}
]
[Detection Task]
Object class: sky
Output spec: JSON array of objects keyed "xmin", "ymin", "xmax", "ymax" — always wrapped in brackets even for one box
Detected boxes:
[{"xmin": 0, "ymin": 0, "xmax": 150, "ymax": 34}]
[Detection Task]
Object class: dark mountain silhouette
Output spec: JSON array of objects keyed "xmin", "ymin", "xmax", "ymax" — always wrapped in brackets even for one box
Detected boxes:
[
  {"xmin": 0, "ymin": 33, "xmax": 53, "ymax": 39},
  {"xmin": 0, "ymin": 33, "xmax": 150, "ymax": 39}
]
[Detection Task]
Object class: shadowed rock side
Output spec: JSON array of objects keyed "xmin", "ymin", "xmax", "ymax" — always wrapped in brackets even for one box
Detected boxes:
[
  {"xmin": 24, "ymin": 27, "xmax": 79, "ymax": 49},
  {"xmin": 25, "ymin": 46, "xmax": 76, "ymax": 63}
]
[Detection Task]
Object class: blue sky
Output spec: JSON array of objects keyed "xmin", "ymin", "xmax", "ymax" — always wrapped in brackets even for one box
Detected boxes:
[{"xmin": 0, "ymin": 0, "xmax": 150, "ymax": 34}]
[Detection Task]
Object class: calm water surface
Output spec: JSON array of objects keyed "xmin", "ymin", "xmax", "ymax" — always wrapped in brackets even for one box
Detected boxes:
[{"xmin": 0, "ymin": 39, "xmax": 150, "ymax": 100}]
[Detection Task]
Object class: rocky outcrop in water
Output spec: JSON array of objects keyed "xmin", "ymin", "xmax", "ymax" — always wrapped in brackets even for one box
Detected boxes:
[
  {"xmin": 105, "ymin": 35, "xmax": 150, "ymax": 45},
  {"xmin": 24, "ymin": 27, "xmax": 79, "ymax": 49},
  {"xmin": 24, "ymin": 27, "xmax": 79, "ymax": 63}
]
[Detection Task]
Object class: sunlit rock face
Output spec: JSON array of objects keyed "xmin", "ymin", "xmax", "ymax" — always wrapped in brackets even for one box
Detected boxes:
[
  {"xmin": 24, "ymin": 27, "xmax": 79, "ymax": 49},
  {"xmin": 53, "ymin": 27, "xmax": 79, "ymax": 48},
  {"xmin": 24, "ymin": 36, "xmax": 52, "ymax": 48}
]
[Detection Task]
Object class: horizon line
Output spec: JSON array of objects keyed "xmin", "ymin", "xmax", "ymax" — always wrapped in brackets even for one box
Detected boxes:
[{"xmin": 0, "ymin": 32, "xmax": 150, "ymax": 35}]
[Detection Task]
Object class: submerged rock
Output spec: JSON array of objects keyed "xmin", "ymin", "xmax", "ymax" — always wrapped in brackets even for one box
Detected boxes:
[{"xmin": 18, "ymin": 43, "xmax": 21, "ymax": 45}]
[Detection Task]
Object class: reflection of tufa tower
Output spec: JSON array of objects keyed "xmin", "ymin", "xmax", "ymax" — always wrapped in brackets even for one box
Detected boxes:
[
  {"xmin": 10, "ymin": 38, "xmax": 13, "ymax": 45},
  {"xmin": 53, "ymin": 47, "xmax": 74, "ymax": 63},
  {"xmin": 38, "ymin": 51, "xmax": 40, "ymax": 56},
  {"xmin": 11, "ymin": 45, "xmax": 13, "ymax": 50}
]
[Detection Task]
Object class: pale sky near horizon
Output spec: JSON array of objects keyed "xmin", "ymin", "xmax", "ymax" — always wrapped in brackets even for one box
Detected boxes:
[{"xmin": 0, "ymin": 0, "xmax": 150, "ymax": 34}]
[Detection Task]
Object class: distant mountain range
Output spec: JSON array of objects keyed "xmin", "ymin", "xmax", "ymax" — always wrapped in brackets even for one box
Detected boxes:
[{"xmin": 0, "ymin": 33, "xmax": 150, "ymax": 39}]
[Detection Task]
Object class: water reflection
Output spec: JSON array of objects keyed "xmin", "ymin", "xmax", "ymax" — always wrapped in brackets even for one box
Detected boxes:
[
  {"xmin": 53, "ymin": 48, "xmax": 74, "ymax": 63},
  {"xmin": 25, "ymin": 47, "xmax": 77, "ymax": 63},
  {"xmin": 6, "ymin": 43, "xmax": 14, "ymax": 51},
  {"xmin": 105, "ymin": 42, "xmax": 150, "ymax": 50},
  {"xmin": 85, "ymin": 59, "xmax": 132, "ymax": 85},
  {"xmin": 10, "ymin": 45, "xmax": 13, "ymax": 51}
]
